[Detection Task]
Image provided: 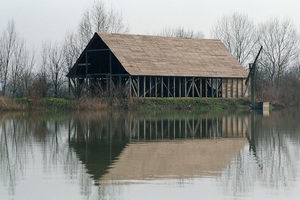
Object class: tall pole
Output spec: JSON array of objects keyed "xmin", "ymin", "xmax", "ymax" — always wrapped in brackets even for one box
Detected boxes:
[
  {"xmin": 109, "ymin": 50, "xmax": 112, "ymax": 107},
  {"xmin": 250, "ymin": 63, "xmax": 255, "ymax": 109},
  {"xmin": 245, "ymin": 46, "xmax": 263, "ymax": 109}
]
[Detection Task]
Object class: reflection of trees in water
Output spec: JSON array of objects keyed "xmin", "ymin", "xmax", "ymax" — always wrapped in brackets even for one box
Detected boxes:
[
  {"xmin": 0, "ymin": 113, "xmax": 81, "ymax": 197},
  {"xmin": 220, "ymin": 108, "xmax": 300, "ymax": 195},
  {"xmin": 0, "ymin": 114, "xmax": 35, "ymax": 195},
  {"xmin": 0, "ymin": 111, "xmax": 251, "ymax": 199}
]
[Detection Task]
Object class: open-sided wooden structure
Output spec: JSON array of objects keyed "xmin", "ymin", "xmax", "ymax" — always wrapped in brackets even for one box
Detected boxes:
[{"xmin": 67, "ymin": 33, "xmax": 249, "ymax": 98}]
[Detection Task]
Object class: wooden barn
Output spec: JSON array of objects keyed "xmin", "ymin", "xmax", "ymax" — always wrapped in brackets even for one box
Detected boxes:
[{"xmin": 67, "ymin": 33, "xmax": 249, "ymax": 98}]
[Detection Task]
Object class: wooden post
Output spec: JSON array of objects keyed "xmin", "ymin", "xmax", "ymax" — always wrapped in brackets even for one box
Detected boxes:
[
  {"xmin": 143, "ymin": 76, "xmax": 146, "ymax": 97},
  {"xmin": 129, "ymin": 76, "xmax": 132, "ymax": 98},
  {"xmin": 179, "ymin": 77, "xmax": 182, "ymax": 97},
  {"xmin": 173, "ymin": 77, "xmax": 176, "ymax": 97},
  {"xmin": 184, "ymin": 77, "xmax": 187, "ymax": 97},
  {"xmin": 149, "ymin": 76, "xmax": 152, "ymax": 97},
  {"xmin": 137, "ymin": 76, "xmax": 140, "ymax": 97},
  {"xmin": 161, "ymin": 77, "xmax": 164, "ymax": 97},
  {"xmin": 241, "ymin": 78, "xmax": 244, "ymax": 97},
  {"xmin": 216, "ymin": 78, "xmax": 219, "ymax": 97},
  {"xmin": 106, "ymin": 75, "xmax": 109, "ymax": 95},
  {"xmin": 250, "ymin": 64, "xmax": 255, "ymax": 108},
  {"xmin": 236, "ymin": 78, "xmax": 239, "ymax": 98},
  {"xmin": 155, "ymin": 76, "xmax": 158, "ymax": 97},
  {"xmin": 85, "ymin": 51, "xmax": 88, "ymax": 82},
  {"xmin": 231, "ymin": 78, "xmax": 234, "ymax": 98},
  {"xmin": 211, "ymin": 78, "xmax": 213, "ymax": 97},
  {"xmin": 192, "ymin": 77, "xmax": 195, "ymax": 97},
  {"xmin": 205, "ymin": 78, "xmax": 208, "ymax": 97},
  {"xmin": 199, "ymin": 78, "xmax": 202, "ymax": 97},
  {"xmin": 109, "ymin": 51, "xmax": 112, "ymax": 106}
]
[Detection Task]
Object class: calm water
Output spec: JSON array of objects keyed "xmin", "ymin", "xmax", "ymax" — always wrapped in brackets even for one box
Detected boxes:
[{"xmin": 1, "ymin": 109, "xmax": 300, "ymax": 200}]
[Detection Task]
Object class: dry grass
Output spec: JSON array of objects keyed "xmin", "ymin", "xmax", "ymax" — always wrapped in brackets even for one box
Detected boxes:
[
  {"xmin": 72, "ymin": 97, "xmax": 108, "ymax": 111},
  {"xmin": 0, "ymin": 97, "xmax": 25, "ymax": 111}
]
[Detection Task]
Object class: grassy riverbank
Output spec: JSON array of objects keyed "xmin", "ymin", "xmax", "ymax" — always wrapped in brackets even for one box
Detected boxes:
[
  {"xmin": 127, "ymin": 98, "xmax": 251, "ymax": 112},
  {"xmin": 0, "ymin": 97, "xmax": 252, "ymax": 112}
]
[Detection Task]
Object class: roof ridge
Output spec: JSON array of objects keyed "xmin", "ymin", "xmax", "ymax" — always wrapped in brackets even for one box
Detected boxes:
[{"xmin": 97, "ymin": 32, "xmax": 221, "ymax": 42}]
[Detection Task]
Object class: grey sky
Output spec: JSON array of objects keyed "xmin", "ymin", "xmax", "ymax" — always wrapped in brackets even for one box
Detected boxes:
[{"xmin": 1, "ymin": 0, "xmax": 300, "ymax": 51}]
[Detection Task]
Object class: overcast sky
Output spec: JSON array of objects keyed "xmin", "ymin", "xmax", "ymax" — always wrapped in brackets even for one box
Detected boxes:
[{"xmin": 1, "ymin": 0, "xmax": 300, "ymax": 51}]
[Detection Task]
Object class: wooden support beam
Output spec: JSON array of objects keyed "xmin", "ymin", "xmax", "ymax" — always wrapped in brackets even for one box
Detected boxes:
[
  {"xmin": 236, "ymin": 78, "xmax": 239, "ymax": 98},
  {"xmin": 109, "ymin": 51, "xmax": 112, "ymax": 104},
  {"xmin": 194, "ymin": 78, "xmax": 200, "ymax": 97},
  {"xmin": 184, "ymin": 77, "xmax": 187, "ymax": 97},
  {"xmin": 187, "ymin": 77, "xmax": 194, "ymax": 97},
  {"xmin": 161, "ymin": 77, "xmax": 164, "ymax": 97},
  {"xmin": 155, "ymin": 77, "xmax": 158, "ymax": 97},
  {"xmin": 216, "ymin": 78, "xmax": 219, "ymax": 97},
  {"xmin": 173, "ymin": 77, "xmax": 176, "ymax": 97},
  {"xmin": 205, "ymin": 78, "xmax": 208, "ymax": 97},
  {"xmin": 87, "ymin": 49, "xmax": 110, "ymax": 52},
  {"xmin": 85, "ymin": 52, "xmax": 88, "ymax": 79},
  {"xmin": 137, "ymin": 76, "xmax": 140, "ymax": 97},
  {"xmin": 167, "ymin": 77, "xmax": 170, "ymax": 97},
  {"xmin": 149, "ymin": 77, "xmax": 152, "ymax": 97},
  {"xmin": 129, "ymin": 76, "xmax": 132, "ymax": 98},
  {"xmin": 192, "ymin": 77, "xmax": 195, "ymax": 97},
  {"xmin": 179, "ymin": 77, "xmax": 182, "ymax": 97},
  {"xmin": 199, "ymin": 78, "xmax": 202, "ymax": 97},
  {"xmin": 163, "ymin": 79, "xmax": 173, "ymax": 97},
  {"xmin": 106, "ymin": 75, "xmax": 109, "ymax": 93},
  {"xmin": 241, "ymin": 78, "xmax": 244, "ymax": 97},
  {"xmin": 231, "ymin": 78, "xmax": 234, "ymax": 98},
  {"xmin": 143, "ymin": 76, "xmax": 146, "ymax": 97},
  {"xmin": 211, "ymin": 78, "xmax": 214, "ymax": 97}
]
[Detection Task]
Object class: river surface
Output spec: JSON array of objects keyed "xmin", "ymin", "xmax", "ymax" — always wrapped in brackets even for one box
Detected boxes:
[{"xmin": 1, "ymin": 108, "xmax": 300, "ymax": 200}]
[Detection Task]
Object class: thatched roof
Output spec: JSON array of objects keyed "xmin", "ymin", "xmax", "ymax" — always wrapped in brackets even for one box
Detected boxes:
[{"xmin": 97, "ymin": 33, "xmax": 248, "ymax": 78}]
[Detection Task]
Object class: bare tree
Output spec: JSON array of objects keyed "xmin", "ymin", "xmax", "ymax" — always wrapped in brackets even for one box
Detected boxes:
[
  {"xmin": 17, "ymin": 51, "xmax": 35, "ymax": 97},
  {"xmin": 0, "ymin": 20, "xmax": 17, "ymax": 96},
  {"xmin": 63, "ymin": 32, "xmax": 81, "ymax": 73},
  {"xmin": 78, "ymin": 1, "xmax": 129, "ymax": 47},
  {"xmin": 258, "ymin": 18, "xmax": 299, "ymax": 85},
  {"xmin": 289, "ymin": 58, "xmax": 300, "ymax": 79},
  {"xmin": 159, "ymin": 26, "xmax": 204, "ymax": 38},
  {"xmin": 9, "ymin": 38, "xmax": 27, "ymax": 98},
  {"xmin": 212, "ymin": 13, "xmax": 257, "ymax": 66},
  {"xmin": 41, "ymin": 42, "xmax": 65, "ymax": 98}
]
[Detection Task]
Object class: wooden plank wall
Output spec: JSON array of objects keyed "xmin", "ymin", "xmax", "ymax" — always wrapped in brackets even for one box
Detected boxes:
[{"xmin": 222, "ymin": 78, "xmax": 249, "ymax": 98}]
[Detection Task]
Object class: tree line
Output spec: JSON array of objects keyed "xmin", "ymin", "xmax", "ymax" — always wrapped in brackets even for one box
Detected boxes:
[{"xmin": 0, "ymin": 1, "xmax": 300, "ymax": 105}]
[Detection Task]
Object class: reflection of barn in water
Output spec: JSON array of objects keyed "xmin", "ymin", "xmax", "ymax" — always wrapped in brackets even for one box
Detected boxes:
[{"xmin": 68, "ymin": 113, "xmax": 250, "ymax": 183}]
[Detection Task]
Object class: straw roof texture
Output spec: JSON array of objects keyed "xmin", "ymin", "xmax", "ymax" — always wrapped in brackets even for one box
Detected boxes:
[{"xmin": 98, "ymin": 33, "xmax": 248, "ymax": 78}]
